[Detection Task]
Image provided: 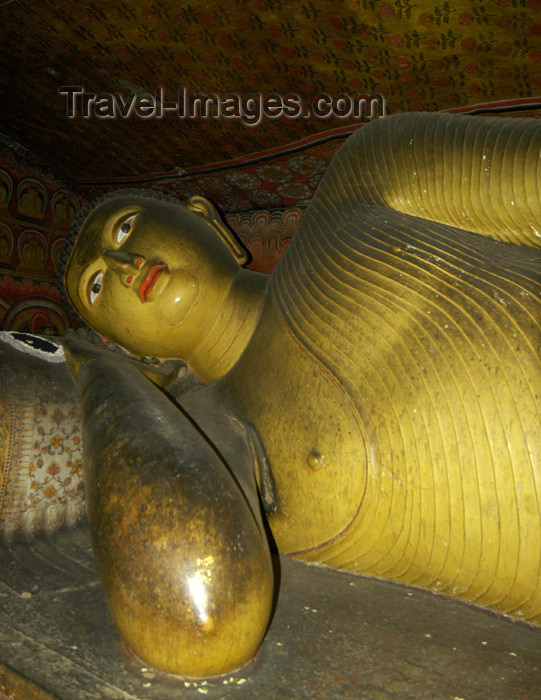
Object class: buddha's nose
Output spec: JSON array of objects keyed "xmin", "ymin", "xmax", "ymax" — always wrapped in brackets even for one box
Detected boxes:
[{"xmin": 104, "ymin": 250, "xmax": 145, "ymax": 272}]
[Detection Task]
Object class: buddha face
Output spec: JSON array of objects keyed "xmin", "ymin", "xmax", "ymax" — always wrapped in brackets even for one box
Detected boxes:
[{"xmin": 64, "ymin": 195, "xmax": 241, "ymax": 359}]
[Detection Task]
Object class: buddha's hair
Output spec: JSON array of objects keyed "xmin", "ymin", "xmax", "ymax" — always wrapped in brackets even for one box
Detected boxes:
[{"xmin": 56, "ymin": 187, "xmax": 187, "ymax": 332}]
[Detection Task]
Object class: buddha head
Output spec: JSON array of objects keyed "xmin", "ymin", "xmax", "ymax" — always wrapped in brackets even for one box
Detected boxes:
[{"xmin": 62, "ymin": 190, "xmax": 248, "ymax": 360}]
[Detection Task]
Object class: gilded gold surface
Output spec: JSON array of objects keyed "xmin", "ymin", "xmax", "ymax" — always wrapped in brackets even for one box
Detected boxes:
[
  {"xmin": 65, "ymin": 112, "xmax": 541, "ymax": 676},
  {"xmin": 264, "ymin": 114, "xmax": 541, "ymax": 620}
]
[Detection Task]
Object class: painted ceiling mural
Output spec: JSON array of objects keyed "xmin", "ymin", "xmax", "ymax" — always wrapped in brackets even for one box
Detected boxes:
[
  {"xmin": 1, "ymin": 0, "xmax": 540, "ymax": 190},
  {"xmin": 0, "ymin": 0, "xmax": 540, "ymax": 333}
]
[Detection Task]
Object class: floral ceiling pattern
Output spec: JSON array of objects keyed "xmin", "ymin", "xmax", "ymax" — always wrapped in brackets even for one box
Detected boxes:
[
  {"xmin": 0, "ymin": 0, "xmax": 540, "ymax": 190},
  {"xmin": 0, "ymin": 0, "xmax": 540, "ymax": 335}
]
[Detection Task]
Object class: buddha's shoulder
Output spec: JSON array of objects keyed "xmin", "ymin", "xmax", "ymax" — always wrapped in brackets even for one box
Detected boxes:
[{"xmin": 271, "ymin": 203, "xmax": 541, "ymax": 348}]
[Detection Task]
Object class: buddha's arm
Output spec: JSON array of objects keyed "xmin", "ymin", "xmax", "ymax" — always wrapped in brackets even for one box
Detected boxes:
[
  {"xmin": 64, "ymin": 342, "xmax": 273, "ymax": 678},
  {"xmin": 318, "ymin": 111, "xmax": 541, "ymax": 247},
  {"xmin": 62, "ymin": 329, "xmax": 186, "ymax": 388}
]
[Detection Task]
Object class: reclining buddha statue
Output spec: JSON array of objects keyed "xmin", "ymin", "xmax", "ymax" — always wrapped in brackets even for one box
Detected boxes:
[{"xmin": 59, "ymin": 111, "xmax": 541, "ymax": 678}]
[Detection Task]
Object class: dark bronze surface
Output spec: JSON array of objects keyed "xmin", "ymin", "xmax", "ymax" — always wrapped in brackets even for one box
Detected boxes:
[{"xmin": 0, "ymin": 525, "xmax": 540, "ymax": 699}]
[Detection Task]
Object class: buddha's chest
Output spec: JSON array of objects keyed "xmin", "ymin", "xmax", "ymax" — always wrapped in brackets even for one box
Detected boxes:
[{"xmin": 219, "ymin": 302, "xmax": 367, "ymax": 554}]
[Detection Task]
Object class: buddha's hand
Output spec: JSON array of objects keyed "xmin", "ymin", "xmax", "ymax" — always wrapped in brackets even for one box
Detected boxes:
[
  {"xmin": 78, "ymin": 357, "xmax": 274, "ymax": 678},
  {"xmin": 62, "ymin": 328, "xmax": 186, "ymax": 388}
]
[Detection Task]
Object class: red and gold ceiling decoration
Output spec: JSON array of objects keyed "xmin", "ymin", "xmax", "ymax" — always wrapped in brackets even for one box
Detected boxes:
[
  {"xmin": 0, "ymin": 0, "xmax": 540, "ymax": 334},
  {"xmin": 0, "ymin": 0, "xmax": 540, "ymax": 204}
]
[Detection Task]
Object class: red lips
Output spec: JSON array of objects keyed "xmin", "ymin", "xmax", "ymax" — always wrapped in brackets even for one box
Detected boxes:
[{"xmin": 139, "ymin": 264, "xmax": 166, "ymax": 302}]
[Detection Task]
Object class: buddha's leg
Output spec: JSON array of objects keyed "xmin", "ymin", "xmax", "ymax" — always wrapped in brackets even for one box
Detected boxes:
[
  {"xmin": 72, "ymin": 354, "xmax": 273, "ymax": 678},
  {"xmin": 317, "ymin": 111, "xmax": 541, "ymax": 248}
]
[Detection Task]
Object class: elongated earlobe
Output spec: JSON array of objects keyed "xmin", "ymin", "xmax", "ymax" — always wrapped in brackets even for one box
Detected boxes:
[{"xmin": 187, "ymin": 195, "xmax": 248, "ymax": 265}]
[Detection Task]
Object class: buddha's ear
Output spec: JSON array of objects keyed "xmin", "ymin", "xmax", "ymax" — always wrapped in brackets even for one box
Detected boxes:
[{"xmin": 186, "ymin": 195, "xmax": 248, "ymax": 265}]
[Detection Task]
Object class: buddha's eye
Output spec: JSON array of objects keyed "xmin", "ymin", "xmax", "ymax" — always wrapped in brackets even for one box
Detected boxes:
[
  {"xmin": 88, "ymin": 271, "xmax": 104, "ymax": 305},
  {"xmin": 115, "ymin": 213, "xmax": 138, "ymax": 244}
]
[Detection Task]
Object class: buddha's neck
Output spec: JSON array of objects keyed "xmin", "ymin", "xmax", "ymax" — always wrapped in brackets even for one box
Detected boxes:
[{"xmin": 188, "ymin": 268, "xmax": 269, "ymax": 383}]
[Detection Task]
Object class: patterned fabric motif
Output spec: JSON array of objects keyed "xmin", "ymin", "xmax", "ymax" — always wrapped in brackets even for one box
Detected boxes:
[{"xmin": 0, "ymin": 334, "xmax": 85, "ymax": 538}]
